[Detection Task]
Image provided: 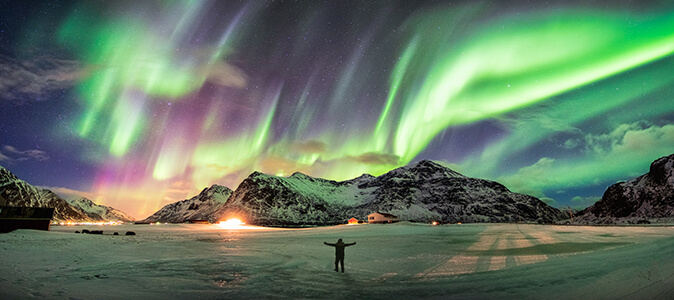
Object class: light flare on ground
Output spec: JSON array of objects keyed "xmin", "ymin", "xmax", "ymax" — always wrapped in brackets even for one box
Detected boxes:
[{"xmin": 217, "ymin": 218, "xmax": 249, "ymax": 230}]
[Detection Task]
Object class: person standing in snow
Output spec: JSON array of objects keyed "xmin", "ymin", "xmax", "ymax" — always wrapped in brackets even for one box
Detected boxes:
[{"xmin": 324, "ymin": 238, "xmax": 356, "ymax": 273}]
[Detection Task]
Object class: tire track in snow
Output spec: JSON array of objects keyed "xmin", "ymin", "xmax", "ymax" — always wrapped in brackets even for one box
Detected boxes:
[
  {"xmin": 417, "ymin": 225, "xmax": 559, "ymax": 278},
  {"xmin": 488, "ymin": 237, "xmax": 508, "ymax": 271},
  {"xmin": 416, "ymin": 230, "xmax": 496, "ymax": 277},
  {"xmin": 475, "ymin": 237, "xmax": 503, "ymax": 273}
]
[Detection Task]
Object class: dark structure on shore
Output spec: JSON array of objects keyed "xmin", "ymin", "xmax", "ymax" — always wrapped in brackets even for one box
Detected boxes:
[{"xmin": 0, "ymin": 206, "xmax": 55, "ymax": 233}]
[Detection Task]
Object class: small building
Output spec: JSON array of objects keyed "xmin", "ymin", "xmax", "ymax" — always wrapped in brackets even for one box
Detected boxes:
[
  {"xmin": 347, "ymin": 217, "xmax": 359, "ymax": 225},
  {"xmin": 0, "ymin": 206, "xmax": 54, "ymax": 233},
  {"xmin": 367, "ymin": 212, "xmax": 399, "ymax": 224}
]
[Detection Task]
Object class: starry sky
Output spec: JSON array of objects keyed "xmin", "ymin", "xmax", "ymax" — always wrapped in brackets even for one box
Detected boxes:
[{"xmin": 1, "ymin": 0, "xmax": 674, "ymax": 219}]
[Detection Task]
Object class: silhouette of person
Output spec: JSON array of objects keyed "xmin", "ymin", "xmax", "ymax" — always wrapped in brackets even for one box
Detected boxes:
[{"xmin": 324, "ymin": 238, "xmax": 356, "ymax": 273}]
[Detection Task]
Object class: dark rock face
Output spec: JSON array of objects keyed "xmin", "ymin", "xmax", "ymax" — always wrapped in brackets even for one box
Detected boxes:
[
  {"xmin": 214, "ymin": 160, "xmax": 565, "ymax": 225},
  {"xmin": 578, "ymin": 153, "xmax": 674, "ymax": 224},
  {"xmin": 139, "ymin": 185, "xmax": 233, "ymax": 223}
]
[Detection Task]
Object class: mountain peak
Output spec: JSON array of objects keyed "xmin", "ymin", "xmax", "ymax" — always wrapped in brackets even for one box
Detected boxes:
[
  {"xmin": 249, "ymin": 171, "xmax": 268, "ymax": 178},
  {"xmin": 66, "ymin": 197, "xmax": 95, "ymax": 206},
  {"xmin": 140, "ymin": 183, "xmax": 233, "ymax": 223},
  {"xmin": 411, "ymin": 159, "xmax": 445, "ymax": 169},
  {"xmin": 401, "ymin": 159, "xmax": 464, "ymax": 178},
  {"xmin": 196, "ymin": 184, "xmax": 233, "ymax": 200},
  {"xmin": 0, "ymin": 166, "xmax": 20, "ymax": 183},
  {"xmin": 207, "ymin": 184, "xmax": 230, "ymax": 192},
  {"xmin": 353, "ymin": 173, "xmax": 375, "ymax": 180},
  {"xmin": 649, "ymin": 153, "xmax": 674, "ymax": 186},
  {"xmin": 290, "ymin": 171, "xmax": 310, "ymax": 179}
]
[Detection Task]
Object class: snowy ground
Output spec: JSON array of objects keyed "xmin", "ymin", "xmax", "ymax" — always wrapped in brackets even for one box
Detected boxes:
[{"xmin": 1, "ymin": 223, "xmax": 673, "ymax": 300}]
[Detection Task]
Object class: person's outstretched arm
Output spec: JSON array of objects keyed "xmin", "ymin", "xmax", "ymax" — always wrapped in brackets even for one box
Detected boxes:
[
  {"xmin": 345, "ymin": 242, "xmax": 356, "ymax": 246},
  {"xmin": 324, "ymin": 242, "xmax": 335, "ymax": 246}
]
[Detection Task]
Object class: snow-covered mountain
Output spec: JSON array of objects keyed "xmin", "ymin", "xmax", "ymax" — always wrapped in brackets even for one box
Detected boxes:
[
  {"xmin": 216, "ymin": 171, "xmax": 359, "ymax": 225},
  {"xmin": 139, "ymin": 185, "xmax": 233, "ymax": 223},
  {"xmin": 577, "ymin": 153, "xmax": 674, "ymax": 224},
  {"xmin": 0, "ymin": 166, "xmax": 133, "ymax": 222},
  {"xmin": 67, "ymin": 197, "xmax": 135, "ymax": 223},
  {"xmin": 1, "ymin": 166, "xmax": 89, "ymax": 221},
  {"xmin": 214, "ymin": 160, "xmax": 566, "ymax": 225}
]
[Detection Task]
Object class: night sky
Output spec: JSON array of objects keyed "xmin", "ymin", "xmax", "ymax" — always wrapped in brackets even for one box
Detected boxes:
[{"xmin": 1, "ymin": 0, "xmax": 673, "ymax": 219}]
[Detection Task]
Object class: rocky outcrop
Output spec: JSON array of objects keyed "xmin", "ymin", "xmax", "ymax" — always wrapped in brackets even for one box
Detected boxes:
[{"xmin": 577, "ymin": 153, "xmax": 674, "ymax": 224}]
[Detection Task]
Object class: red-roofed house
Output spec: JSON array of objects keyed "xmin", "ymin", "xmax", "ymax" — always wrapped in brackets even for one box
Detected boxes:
[{"xmin": 367, "ymin": 212, "xmax": 399, "ymax": 224}]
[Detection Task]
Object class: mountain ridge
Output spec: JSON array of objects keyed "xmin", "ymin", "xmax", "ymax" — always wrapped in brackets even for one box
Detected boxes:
[
  {"xmin": 0, "ymin": 166, "xmax": 135, "ymax": 222},
  {"xmin": 208, "ymin": 160, "xmax": 566, "ymax": 225},
  {"xmin": 66, "ymin": 197, "xmax": 135, "ymax": 222}
]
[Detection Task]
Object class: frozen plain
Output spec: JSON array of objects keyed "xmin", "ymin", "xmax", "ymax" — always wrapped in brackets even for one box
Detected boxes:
[{"xmin": 1, "ymin": 223, "xmax": 673, "ymax": 300}]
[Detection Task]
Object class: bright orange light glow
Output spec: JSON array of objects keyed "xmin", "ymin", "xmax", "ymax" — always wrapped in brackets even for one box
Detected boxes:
[
  {"xmin": 217, "ymin": 218, "xmax": 246, "ymax": 229},
  {"xmin": 56, "ymin": 221, "xmax": 125, "ymax": 226}
]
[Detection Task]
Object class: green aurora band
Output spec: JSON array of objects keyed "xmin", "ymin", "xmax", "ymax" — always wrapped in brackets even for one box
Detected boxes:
[
  {"xmin": 43, "ymin": 1, "xmax": 674, "ymax": 214},
  {"xmin": 57, "ymin": 2, "xmax": 246, "ymax": 158},
  {"xmin": 383, "ymin": 7, "xmax": 674, "ymax": 164}
]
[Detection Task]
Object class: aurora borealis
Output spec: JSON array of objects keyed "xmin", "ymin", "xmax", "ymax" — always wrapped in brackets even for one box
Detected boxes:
[{"xmin": 1, "ymin": 0, "xmax": 674, "ymax": 218}]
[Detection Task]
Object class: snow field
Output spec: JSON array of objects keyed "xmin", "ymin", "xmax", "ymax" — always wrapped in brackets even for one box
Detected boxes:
[{"xmin": 0, "ymin": 223, "xmax": 673, "ymax": 299}]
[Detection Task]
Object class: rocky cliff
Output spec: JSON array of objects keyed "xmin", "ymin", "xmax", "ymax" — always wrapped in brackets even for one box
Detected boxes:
[{"xmin": 578, "ymin": 153, "xmax": 674, "ymax": 224}]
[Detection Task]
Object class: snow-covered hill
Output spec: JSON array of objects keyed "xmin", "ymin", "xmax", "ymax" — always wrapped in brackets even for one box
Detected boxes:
[
  {"xmin": 139, "ymin": 185, "xmax": 233, "ymax": 223},
  {"xmin": 67, "ymin": 197, "xmax": 135, "ymax": 223},
  {"xmin": 215, "ymin": 160, "xmax": 566, "ymax": 225},
  {"xmin": 1, "ymin": 166, "xmax": 89, "ymax": 221},
  {"xmin": 577, "ymin": 153, "xmax": 674, "ymax": 224},
  {"xmin": 0, "ymin": 166, "xmax": 134, "ymax": 222},
  {"xmin": 217, "ymin": 171, "xmax": 359, "ymax": 225}
]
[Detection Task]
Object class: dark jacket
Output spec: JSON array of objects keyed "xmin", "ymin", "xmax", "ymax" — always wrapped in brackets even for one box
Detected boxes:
[{"xmin": 324, "ymin": 241, "xmax": 356, "ymax": 257}]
